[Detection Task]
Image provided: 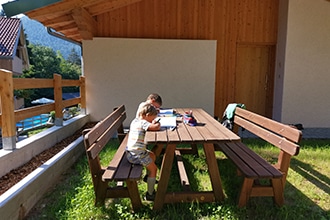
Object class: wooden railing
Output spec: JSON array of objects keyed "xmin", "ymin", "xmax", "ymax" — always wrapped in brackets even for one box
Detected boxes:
[{"xmin": 0, "ymin": 69, "xmax": 86, "ymax": 150}]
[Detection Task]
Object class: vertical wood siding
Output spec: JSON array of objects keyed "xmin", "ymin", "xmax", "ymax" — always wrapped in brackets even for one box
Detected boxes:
[{"xmin": 96, "ymin": 0, "xmax": 278, "ymax": 118}]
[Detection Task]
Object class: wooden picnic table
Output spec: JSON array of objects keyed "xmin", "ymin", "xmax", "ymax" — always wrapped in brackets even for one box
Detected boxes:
[{"xmin": 145, "ymin": 108, "xmax": 240, "ymax": 210}]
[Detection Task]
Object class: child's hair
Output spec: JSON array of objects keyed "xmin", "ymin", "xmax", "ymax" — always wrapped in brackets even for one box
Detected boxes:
[
  {"xmin": 147, "ymin": 93, "xmax": 162, "ymax": 106},
  {"xmin": 138, "ymin": 103, "xmax": 158, "ymax": 117}
]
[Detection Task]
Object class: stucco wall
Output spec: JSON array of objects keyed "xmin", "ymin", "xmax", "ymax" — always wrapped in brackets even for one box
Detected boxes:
[
  {"xmin": 280, "ymin": 0, "xmax": 330, "ymax": 127},
  {"xmin": 83, "ymin": 38, "xmax": 216, "ymax": 127}
]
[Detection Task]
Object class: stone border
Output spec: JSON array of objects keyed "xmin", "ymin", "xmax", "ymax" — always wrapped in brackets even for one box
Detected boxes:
[
  {"xmin": 0, "ymin": 115, "xmax": 89, "ymax": 219},
  {"xmin": 0, "ymin": 114, "xmax": 89, "ymax": 178}
]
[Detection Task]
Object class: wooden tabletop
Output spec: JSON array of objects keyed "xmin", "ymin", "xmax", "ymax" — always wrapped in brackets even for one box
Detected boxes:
[{"xmin": 145, "ymin": 108, "xmax": 240, "ymax": 144}]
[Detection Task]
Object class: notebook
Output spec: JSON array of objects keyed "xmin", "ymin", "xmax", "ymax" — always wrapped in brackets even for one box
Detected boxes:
[{"xmin": 157, "ymin": 116, "xmax": 177, "ymax": 128}]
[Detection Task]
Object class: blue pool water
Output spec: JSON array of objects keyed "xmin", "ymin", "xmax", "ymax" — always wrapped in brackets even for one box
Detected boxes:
[{"xmin": 16, "ymin": 114, "xmax": 50, "ymax": 131}]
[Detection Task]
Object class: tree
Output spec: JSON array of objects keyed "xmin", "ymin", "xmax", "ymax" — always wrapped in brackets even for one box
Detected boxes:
[
  {"xmin": 25, "ymin": 44, "xmax": 61, "ymax": 79},
  {"xmin": 59, "ymin": 52, "xmax": 82, "ymax": 93},
  {"xmin": 67, "ymin": 48, "xmax": 81, "ymax": 66},
  {"xmin": 19, "ymin": 43, "xmax": 81, "ymax": 106}
]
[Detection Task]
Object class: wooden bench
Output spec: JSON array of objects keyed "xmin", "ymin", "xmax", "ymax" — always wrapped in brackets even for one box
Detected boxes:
[
  {"xmin": 83, "ymin": 105, "xmax": 143, "ymax": 211},
  {"xmin": 216, "ymin": 107, "xmax": 302, "ymax": 207}
]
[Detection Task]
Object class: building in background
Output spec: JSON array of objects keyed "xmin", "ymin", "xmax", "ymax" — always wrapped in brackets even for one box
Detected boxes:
[
  {"xmin": 0, "ymin": 17, "xmax": 29, "ymax": 109},
  {"xmin": 0, "ymin": 16, "xmax": 29, "ymax": 75}
]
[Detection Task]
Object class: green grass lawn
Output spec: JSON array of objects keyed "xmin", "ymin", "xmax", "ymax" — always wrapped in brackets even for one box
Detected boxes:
[{"xmin": 26, "ymin": 139, "xmax": 330, "ymax": 220}]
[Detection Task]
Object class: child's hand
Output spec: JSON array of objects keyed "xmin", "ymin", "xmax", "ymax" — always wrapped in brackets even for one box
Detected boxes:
[
  {"xmin": 149, "ymin": 118, "xmax": 161, "ymax": 131},
  {"xmin": 153, "ymin": 118, "xmax": 161, "ymax": 124}
]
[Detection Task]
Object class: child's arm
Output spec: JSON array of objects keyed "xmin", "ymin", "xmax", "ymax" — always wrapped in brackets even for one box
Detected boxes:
[{"xmin": 148, "ymin": 118, "xmax": 161, "ymax": 131}]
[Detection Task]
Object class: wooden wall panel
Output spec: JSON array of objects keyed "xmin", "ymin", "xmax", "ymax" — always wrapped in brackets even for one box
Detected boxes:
[
  {"xmin": 213, "ymin": 0, "xmax": 238, "ymax": 116},
  {"xmin": 96, "ymin": 0, "xmax": 278, "ymax": 118},
  {"xmin": 237, "ymin": 0, "xmax": 279, "ymax": 43}
]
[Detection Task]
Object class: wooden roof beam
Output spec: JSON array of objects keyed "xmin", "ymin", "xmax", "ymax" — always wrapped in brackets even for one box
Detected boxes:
[
  {"xmin": 58, "ymin": 28, "xmax": 82, "ymax": 41},
  {"xmin": 41, "ymin": 14, "xmax": 74, "ymax": 27},
  {"xmin": 71, "ymin": 7, "xmax": 97, "ymax": 40},
  {"xmin": 65, "ymin": 33, "xmax": 83, "ymax": 42},
  {"xmin": 53, "ymin": 23, "xmax": 79, "ymax": 33},
  {"xmin": 88, "ymin": 0, "xmax": 143, "ymax": 16},
  {"xmin": 61, "ymin": 29, "xmax": 80, "ymax": 37}
]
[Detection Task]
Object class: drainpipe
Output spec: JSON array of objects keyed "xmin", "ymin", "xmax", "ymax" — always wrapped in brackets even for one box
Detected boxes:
[{"xmin": 46, "ymin": 27, "xmax": 82, "ymax": 47}]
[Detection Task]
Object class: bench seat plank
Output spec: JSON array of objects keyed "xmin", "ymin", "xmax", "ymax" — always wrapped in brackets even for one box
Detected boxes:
[
  {"xmin": 233, "ymin": 142, "xmax": 282, "ymax": 178},
  {"xmin": 218, "ymin": 142, "xmax": 259, "ymax": 177},
  {"xmin": 219, "ymin": 142, "xmax": 282, "ymax": 178},
  {"xmin": 102, "ymin": 135, "xmax": 128, "ymax": 181},
  {"xmin": 129, "ymin": 163, "xmax": 144, "ymax": 180},
  {"xmin": 113, "ymin": 156, "xmax": 131, "ymax": 180}
]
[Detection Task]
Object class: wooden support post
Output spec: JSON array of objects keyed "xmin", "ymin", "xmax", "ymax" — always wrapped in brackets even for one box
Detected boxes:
[
  {"xmin": 53, "ymin": 74, "xmax": 63, "ymax": 126},
  {"xmin": 203, "ymin": 143, "xmax": 225, "ymax": 201},
  {"xmin": 277, "ymin": 151, "xmax": 292, "ymax": 189},
  {"xmin": 0, "ymin": 69, "xmax": 16, "ymax": 150},
  {"xmin": 154, "ymin": 143, "xmax": 176, "ymax": 210},
  {"xmin": 238, "ymin": 178, "xmax": 254, "ymax": 207},
  {"xmin": 79, "ymin": 76, "xmax": 86, "ymax": 114}
]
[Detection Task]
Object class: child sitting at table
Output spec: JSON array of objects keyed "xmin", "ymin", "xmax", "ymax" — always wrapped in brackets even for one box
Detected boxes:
[
  {"xmin": 136, "ymin": 93, "xmax": 162, "ymax": 118},
  {"xmin": 136, "ymin": 93, "xmax": 164, "ymax": 158},
  {"xmin": 126, "ymin": 103, "xmax": 161, "ymax": 201}
]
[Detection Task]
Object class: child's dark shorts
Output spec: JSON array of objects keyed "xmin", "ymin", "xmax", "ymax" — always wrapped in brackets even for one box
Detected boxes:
[{"xmin": 126, "ymin": 150, "xmax": 152, "ymax": 166}]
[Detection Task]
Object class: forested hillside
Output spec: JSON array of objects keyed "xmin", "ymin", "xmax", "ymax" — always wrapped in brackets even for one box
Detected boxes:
[{"xmin": 21, "ymin": 16, "xmax": 81, "ymax": 59}]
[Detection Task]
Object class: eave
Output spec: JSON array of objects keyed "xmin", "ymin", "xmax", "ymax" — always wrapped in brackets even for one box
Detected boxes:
[{"xmin": 3, "ymin": 0, "xmax": 143, "ymax": 43}]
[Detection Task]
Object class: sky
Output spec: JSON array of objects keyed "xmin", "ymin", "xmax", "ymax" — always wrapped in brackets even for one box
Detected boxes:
[{"xmin": 0, "ymin": 0, "xmax": 11, "ymax": 10}]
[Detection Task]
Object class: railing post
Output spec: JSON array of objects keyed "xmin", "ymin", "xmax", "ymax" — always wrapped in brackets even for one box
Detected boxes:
[
  {"xmin": 54, "ymin": 74, "xmax": 63, "ymax": 126},
  {"xmin": 79, "ymin": 76, "xmax": 86, "ymax": 114},
  {"xmin": 0, "ymin": 69, "xmax": 17, "ymax": 150}
]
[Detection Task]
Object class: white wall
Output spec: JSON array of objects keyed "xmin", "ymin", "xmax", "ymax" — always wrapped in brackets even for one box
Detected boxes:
[
  {"xmin": 278, "ymin": 0, "xmax": 330, "ymax": 127},
  {"xmin": 83, "ymin": 38, "xmax": 216, "ymax": 127}
]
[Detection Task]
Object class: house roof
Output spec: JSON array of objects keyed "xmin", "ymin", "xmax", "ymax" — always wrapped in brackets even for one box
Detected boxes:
[{"xmin": 0, "ymin": 17, "xmax": 22, "ymax": 58}]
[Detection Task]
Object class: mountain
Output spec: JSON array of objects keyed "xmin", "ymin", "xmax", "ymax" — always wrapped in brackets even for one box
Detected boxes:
[{"xmin": 20, "ymin": 16, "xmax": 81, "ymax": 59}]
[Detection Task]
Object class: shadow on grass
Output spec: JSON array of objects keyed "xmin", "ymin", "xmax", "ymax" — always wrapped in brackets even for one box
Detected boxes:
[
  {"xmin": 217, "ymin": 157, "xmax": 329, "ymax": 220},
  {"xmin": 290, "ymin": 157, "xmax": 330, "ymax": 195},
  {"xmin": 153, "ymin": 151, "xmax": 245, "ymax": 220}
]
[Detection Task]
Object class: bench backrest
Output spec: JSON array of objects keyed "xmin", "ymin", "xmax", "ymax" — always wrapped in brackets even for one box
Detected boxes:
[
  {"xmin": 234, "ymin": 107, "xmax": 302, "ymax": 156},
  {"xmin": 83, "ymin": 105, "xmax": 126, "ymax": 160}
]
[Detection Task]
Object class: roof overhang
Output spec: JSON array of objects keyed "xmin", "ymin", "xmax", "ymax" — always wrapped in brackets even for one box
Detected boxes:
[
  {"xmin": 2, "ymin": 0, "xmax": 62, "ymax": 17},
  {"xmin": 2, "ymin": 0, "xmax": 143, "ymax": 43}
]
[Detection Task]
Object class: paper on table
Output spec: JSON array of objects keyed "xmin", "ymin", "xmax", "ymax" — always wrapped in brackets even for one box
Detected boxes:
[{"xmin": 157, "ymin": 116, "xmax": 177, "ymax": 128}]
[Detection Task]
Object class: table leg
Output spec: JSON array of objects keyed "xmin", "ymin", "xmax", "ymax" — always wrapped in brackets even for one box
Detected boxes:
[
  {"xmin": 151, "ymin": 144, "xmax": 165, "ymax": 157},
  {"xmin": 203, "ymin": 143, "xmax": 225, "ymax": 201},
  {"xmin": 191, "ymin": 143, "xmax": 199, "ymax": 155},
  {"xmin": 153, "ymin": 143, "xmax": 176, "ymax": 210}
]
